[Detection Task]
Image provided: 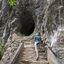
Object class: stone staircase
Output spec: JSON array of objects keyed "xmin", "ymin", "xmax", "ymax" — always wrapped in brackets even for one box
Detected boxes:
[
  {"xmin": 15, "ymin": 38, "xmax": 49, "ymax": 64},
  {"xmin": 37, "ymin": 43, "xmax": 47, "ymax": 61}
]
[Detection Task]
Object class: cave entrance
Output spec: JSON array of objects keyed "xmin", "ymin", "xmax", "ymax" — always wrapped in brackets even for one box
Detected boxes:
[{"xmin": 19, "ymin": 10, "xmax": 35, "ymax": 36}]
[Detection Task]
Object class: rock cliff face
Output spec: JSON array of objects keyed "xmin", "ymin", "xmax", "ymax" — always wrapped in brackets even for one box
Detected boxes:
[
  {"xmin": 0, "ymin": 0, "xmax": 48, "ymax": 42},
  {"xmin": 44, "ymin": 0, "xmax": 64, "ymax": 35},
  {"xmin": 0, "ymin": 0, "xmax": 64, "ymax": 43}
]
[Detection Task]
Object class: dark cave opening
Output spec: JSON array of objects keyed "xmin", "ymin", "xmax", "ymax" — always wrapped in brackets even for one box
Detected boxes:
[{"xmin": 19, "ymin": 10, "xmax": 35, "ymax": 36}]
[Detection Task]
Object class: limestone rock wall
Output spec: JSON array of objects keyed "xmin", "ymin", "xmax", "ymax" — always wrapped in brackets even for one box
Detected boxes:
[
  {"xmin": 43, "ymin": 0, "xmax": 64, "ymax": 35},
  {"xmin": 0, "ymin": 0, "xmax": 48, "ymax": 42},
  {"xmin": 0, "ymin": 0, "xmax": 64, "ymax": 43}
]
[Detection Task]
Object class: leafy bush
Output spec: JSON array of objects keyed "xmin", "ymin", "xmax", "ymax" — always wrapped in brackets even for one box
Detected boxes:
[
  {"xmin": 0, "ymin": 43, "xmax": 5, "ymax": 60},
  {"xmin": 8, "ymin": 0, "xmax": 16, "ymax": 7}
]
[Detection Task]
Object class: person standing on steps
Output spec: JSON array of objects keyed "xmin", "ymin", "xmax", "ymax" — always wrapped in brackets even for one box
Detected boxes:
[{"xmin": 34, "ymin": 32, "xmax": 42, "ymax": 60}]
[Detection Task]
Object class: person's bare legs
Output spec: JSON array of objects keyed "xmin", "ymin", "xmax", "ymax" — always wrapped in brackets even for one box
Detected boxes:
[{"xmin": 34, "ymin": 42, "xmax": 39, "ymax": 60}]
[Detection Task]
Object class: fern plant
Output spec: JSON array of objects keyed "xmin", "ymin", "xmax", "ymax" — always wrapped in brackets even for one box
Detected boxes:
[{"xmin": 8, "ymin": 0, "xmax": 16, "ymax": 7}]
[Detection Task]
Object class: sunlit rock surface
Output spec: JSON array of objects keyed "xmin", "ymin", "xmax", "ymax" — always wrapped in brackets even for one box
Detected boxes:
[
  {"xmin": 43, "ymin": 0, "xmax": 64, "ymax": 35},
  {"xmin": 0, "ymin": 0, "xmax": 48, "ymax": 42},
  {"xmin": 50, "ymin": 27, "xmax": 64, "ymax": 64}
]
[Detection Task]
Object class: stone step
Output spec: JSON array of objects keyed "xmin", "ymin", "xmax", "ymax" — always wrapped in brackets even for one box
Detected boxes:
[
  {"xmin": 21, "ymin": 47, "xmax": 36, "ymax": 61},
  {"xmin": 20, "ymin": 60, "xmax": 49, "ymax": 64},
  {"xmin": 24, "ymin": 47, "xmax": 35, "ymax": 51},
  {"xmin": 24, "ymin": 42, "xmax": 33, "ymax": 45},
  {"xmin": 30, "ymin": 61, "xmax": 49, "ymax": 64},
  {"xmin": 24, "ymin": 45, "xmax": 34, "ymax": 47},
  {"xmin": 24, "ymin": 41, "xmax": 34, "ymax": 47},
  {"xmin": 39, "ymin": 56, "xmax": 47, "ymax": 59},
  {"xmin": 39, "ymin": 53, "xmax": 46, "ymax": 57}
]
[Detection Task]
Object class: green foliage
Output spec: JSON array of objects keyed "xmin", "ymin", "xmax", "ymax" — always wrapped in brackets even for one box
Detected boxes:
[
  {"xmin": 0, "ymin": 42, "xmax": 5, "ymax": 60},
  {"xmin": 8, "ymin": 0, "xmax": 16, "ymax": 7}
]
